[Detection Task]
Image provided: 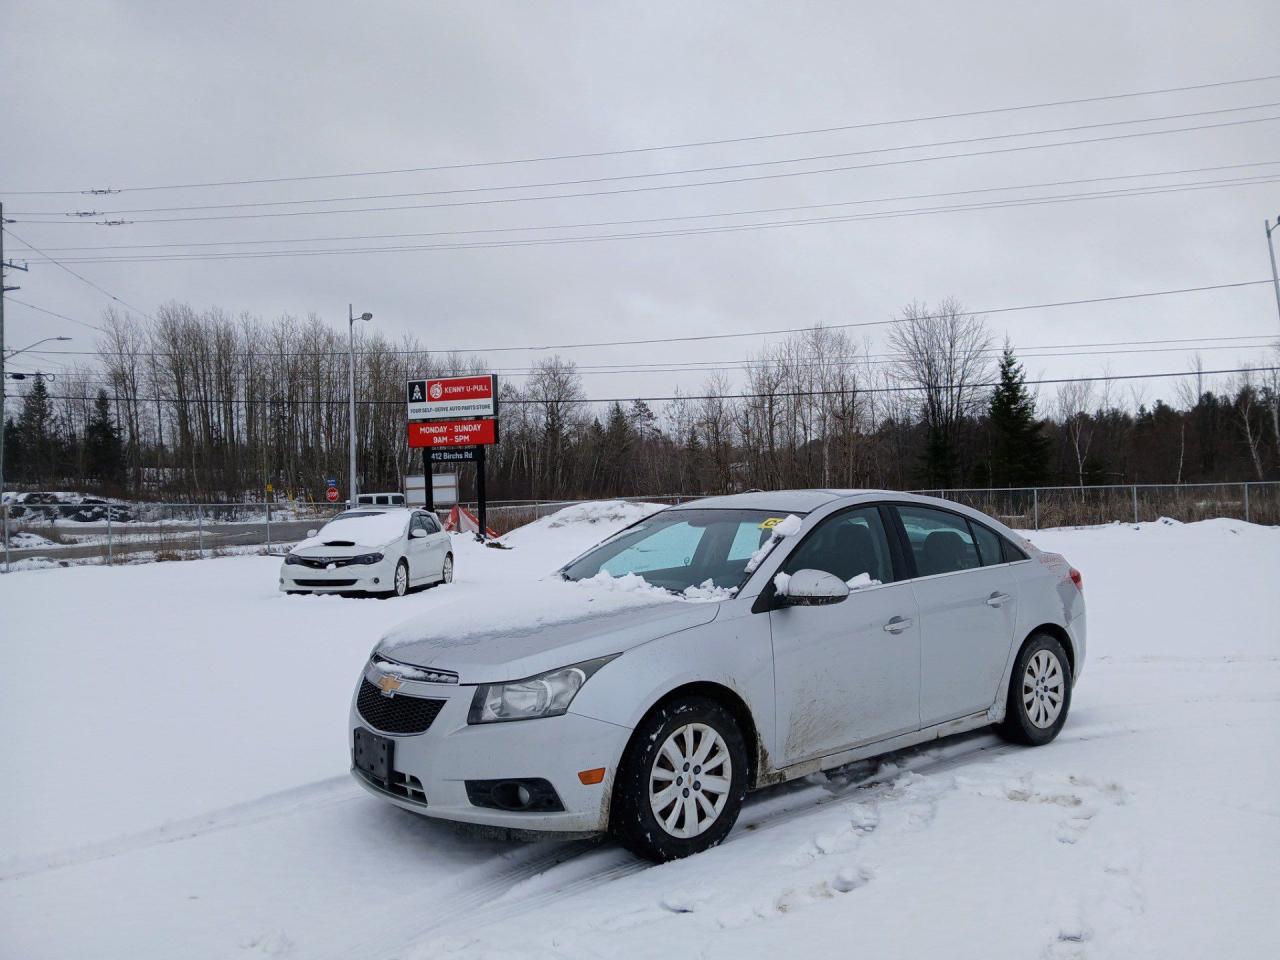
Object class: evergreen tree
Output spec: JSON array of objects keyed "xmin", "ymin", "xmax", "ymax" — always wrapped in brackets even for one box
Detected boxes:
[
  {"xmin": 16, "ymin": 375, "xmax": 54, "ymax": 484},
  {"xmin": 988, "ymin": 346, "xmax": 1049, "ymax": 486},
  {"xmin": 85, "ymin": 389, "xmax": 125, "ymax": 487}
]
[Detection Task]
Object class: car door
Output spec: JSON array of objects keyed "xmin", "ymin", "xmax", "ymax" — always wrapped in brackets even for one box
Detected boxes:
[
  {"xmin": 422, "ymin": 511, "xmax": 448, "ymax": 574},
  {"xmin": 767, "ymin": 505, "xmax": 921, "ymax": 765},
  {"xmin": 407, "ymin": 512, "xmax": 434, "ymax": 582},
  {"xmin": 890, "ymin": 504, "xmax": 1019, "ymax": 727}
]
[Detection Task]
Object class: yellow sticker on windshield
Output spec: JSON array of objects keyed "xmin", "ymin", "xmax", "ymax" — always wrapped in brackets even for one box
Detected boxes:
[{"xmin": 759, "ymin": 517, "xmax": 785, "ymax": 529}]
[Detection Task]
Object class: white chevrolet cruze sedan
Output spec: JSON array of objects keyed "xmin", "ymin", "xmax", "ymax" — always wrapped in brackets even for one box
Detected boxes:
[
  {"xmin": 350, "ymin": 490, "xmax": 1085, "ymax": 861},
  {"xmin": 281, "ymin": 507, "xmax": 453, "ymax": 597}
]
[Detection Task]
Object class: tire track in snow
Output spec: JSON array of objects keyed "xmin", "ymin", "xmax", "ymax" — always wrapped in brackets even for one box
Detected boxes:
[
  {"xmin": 0, "ymin": 774, "xmax": 358, "ymax": 883},
  {"xmin": 359, "ymin": 731, "xmax": 1019, "ymax": 959}
]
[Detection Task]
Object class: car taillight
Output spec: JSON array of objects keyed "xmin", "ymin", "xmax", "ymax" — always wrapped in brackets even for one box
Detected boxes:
[{"xmin": 1069, "ymin": 567, "xmax": 1083, "ymax": 591}]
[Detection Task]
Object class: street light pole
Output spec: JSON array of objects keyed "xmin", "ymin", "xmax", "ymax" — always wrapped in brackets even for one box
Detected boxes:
[
  {"xmin": 348, "ymin": 304, "xmax": 372, "ymax": 506},
  {"xmin": 1266, "ymin": 216, "xmax": 1280, "ymax": 332}
]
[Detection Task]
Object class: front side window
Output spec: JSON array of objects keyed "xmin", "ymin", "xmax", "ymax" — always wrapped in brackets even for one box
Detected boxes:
[
  {"xmin": 561, "ymin": 509, "xmax": 793, "ymax": 594},
  {"xmin": 781, "ymin": 506, "xmax": 895, "ymax": 585},
  {"xmin": 897, "ymin": 505, "xmax": 981, "ymax": 576}
]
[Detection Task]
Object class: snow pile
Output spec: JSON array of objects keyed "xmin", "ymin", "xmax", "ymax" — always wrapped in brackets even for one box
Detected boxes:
[
  {"xmin": 681, "ymin": 577, "xmax": 738, "ymax": 601},
  {"xmin": 292, "ymin": 510, "xmax": 410, "ymax": 550},
  {"xmin": 541, "ymin": 500, "xmax": 664, "ymax": 530},
  {"xmin": 8, "ymin": 531, "xmax": 56, "ymax": 549},
  {"xmin": 744, "ymin": 513, "xmax": 803, "ymax": 573}
]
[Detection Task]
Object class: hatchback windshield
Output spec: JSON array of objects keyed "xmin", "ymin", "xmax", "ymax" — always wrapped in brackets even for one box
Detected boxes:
[{"xmin": 561, "ymin": 508, "xmax": 794, "ymax": 594}]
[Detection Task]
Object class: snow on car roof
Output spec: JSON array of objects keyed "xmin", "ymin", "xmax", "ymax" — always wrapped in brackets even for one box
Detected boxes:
[{"xmin": 295, "ymin": 509, "xmax": 412, "ymax": 548}]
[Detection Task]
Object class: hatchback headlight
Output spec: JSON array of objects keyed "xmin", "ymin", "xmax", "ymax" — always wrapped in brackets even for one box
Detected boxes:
[
  {"xmin": 284, "ymin": 554, "xmax": 303, "ymax": 565},
  {"xmin": 468, "ymin": 656, "xmax": 616, "ymax": 724},
  {"xmin": 351, "ymin": 552, "xmax": 383, "ymax": 565}
]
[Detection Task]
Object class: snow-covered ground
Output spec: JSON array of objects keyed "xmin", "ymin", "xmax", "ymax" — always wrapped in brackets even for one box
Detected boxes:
[{"xmin": 1, "ymin": 507, "xmax": 1276, "ymax": 959}]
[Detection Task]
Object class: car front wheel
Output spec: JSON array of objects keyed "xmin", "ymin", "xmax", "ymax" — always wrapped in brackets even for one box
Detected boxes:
[
  {"xmin": 611, "ymin": 696, "xmax": 748, "ymax": 862},
  {"xmin": 389, "ymin": 559, "xmax": 409, "ymax": 598}
]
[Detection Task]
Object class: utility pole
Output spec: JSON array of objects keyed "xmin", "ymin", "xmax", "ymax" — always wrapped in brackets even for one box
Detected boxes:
[
  {"xmin": 348, "ymin": 304, "xmax": 372, "ymax": 506},
  {"xmin": 2, "ymin": 201, "xmax": 32, "ymax": 538},
  {"xmin": 1267, "ymin": 216, "xmax": 1280, "ymax": 332}
]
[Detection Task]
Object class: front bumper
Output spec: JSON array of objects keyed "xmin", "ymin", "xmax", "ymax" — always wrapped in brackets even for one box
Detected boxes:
[
  {"xmin": 347, "ymin": 663, "xmax": 631, "ymax": 833},
  {"xmin": 280, "ymin": 558, "xmax": 392, "ymax": 593}
]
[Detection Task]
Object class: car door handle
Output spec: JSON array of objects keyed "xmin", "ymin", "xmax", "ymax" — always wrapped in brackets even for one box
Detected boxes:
[
  {"xmin": 883, "ymin": 616, "xmax": 914, "ymax": 634},
  {"xmin": 986, "ymin": 592, "xmax": 1011, "ymax": 607}
]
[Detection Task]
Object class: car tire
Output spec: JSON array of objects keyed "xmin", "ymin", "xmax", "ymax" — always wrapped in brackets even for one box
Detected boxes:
[
  {"xmin": 998, "ymin": 632, "xmax": 1072, "ymax": 746},
  {"xmin": 387, "ymin": 559, "xmax": 409, "ymax": 598},
  {"xmin": 440, "ymin": 552, "xmax": 454, "ymax": 585},
  {"xmin": 611, "ymin": 695, "xmax": 748, "ymax": 863}
]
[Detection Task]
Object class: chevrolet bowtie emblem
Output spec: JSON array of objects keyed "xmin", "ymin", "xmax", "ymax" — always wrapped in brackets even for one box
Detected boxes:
[{"xmin": 377, "ymin": 673, "xmax": 403, "ymax": 696}]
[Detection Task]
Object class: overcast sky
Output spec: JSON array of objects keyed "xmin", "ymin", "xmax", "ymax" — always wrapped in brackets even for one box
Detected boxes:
[{"xmin": 3, "ymin": 0, "xmax": 1279, "ymax": 409}]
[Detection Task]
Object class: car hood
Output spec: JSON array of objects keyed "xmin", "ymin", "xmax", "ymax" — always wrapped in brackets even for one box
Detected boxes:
[
  {"xmin": 376, "ymin": 578, "xmax": 722, "ymax": 682},
  {"xmin": 289, "ymin": 540, "xmax": 389, "ymax": 557}
]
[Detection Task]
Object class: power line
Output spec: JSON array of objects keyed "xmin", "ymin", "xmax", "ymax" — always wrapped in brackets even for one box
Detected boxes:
[
  {"xmin": 0, "ymin": 227, "xmax": 153, "ymax": 321},
  {"xmin": 5, "ymin": 297, "xmax": 108, "ymax": 334},
  {"xmin": 14, "ymin": 100, "xmax": 1280, "ymax": 218},
  {"xmin": 38, "ymin": 174, "xmax": 1280, "ymax": 264},
  {"xmin": 6, "ymin": 72, "xmax": 1278, "ymax": 196},
  {"xmin": 27, "ymin": 331, "xmax": 1276, "ymax": 375},
  {"xmin": 14, "ymin": 113, "xmax": 1280, "ymax": 228},
  {"xmin": 42, "ymin": 340, "xmax": 1280, "ymax": 392},
  {"xmin": 14, "ymin": 280, "xmax": 1276, "ymax": 361},
  {"xmin": 26, "ymin": 160, "xmax": 1280, "ymax": 255},
  {"xmin": 9, "ymin": 365, "xmax": 1276, "ymax": 407}
]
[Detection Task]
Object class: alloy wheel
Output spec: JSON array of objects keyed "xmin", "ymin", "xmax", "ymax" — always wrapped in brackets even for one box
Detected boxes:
[
  {"xmin": 394, "ymin": 563, "xmax": 408, "ymax": 596},
  {"xmin": 1022, "ymin": 648, "xmax": 1065, "ymax": 728},
  {"xmin": 442, "ymin": 554, "xmax": 453, "ymax": 584},
  {"xmin": 649, "ymin": 723, "xmax": 733, "ymax": 839}
]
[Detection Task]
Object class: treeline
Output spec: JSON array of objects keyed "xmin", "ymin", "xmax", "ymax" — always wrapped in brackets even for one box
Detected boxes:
[{"xmin": 3, "ymin": 300, "xmax": 1278, "ymax": 502}]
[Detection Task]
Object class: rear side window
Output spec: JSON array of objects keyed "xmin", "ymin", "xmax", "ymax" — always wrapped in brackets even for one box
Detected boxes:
[
  {"xmin": 897, "ymin": 505, "xmax": 981, "ymax": 576},
  {"xmin": 969, "ymin": 521, "xmax": 1004, "ymax": 567},
  {"xmin": 1002, "ymin": 537, "xmax": 1029, "ymax": 562},
  {"xmin": 781, "ymin": 507, "xmax": 895, "ymax": 585}
]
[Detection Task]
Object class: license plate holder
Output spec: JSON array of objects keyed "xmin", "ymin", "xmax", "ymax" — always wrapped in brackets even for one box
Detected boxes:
[{"xmin": 353, "ymin": 727, "xmax": 394, "ymax": 783}]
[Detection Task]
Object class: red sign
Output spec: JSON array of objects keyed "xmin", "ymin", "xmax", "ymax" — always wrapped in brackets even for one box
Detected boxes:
[
  {"xmin": 407, "ymin": 375, "xmax": 497, "ymax": 420},
  {"xmin": 408, "ymin": 419, "xmax": 497, "ymax": 448},
  {"xmin": 325, "ymin": 486, "xmax": 340, "ymax": 503}
]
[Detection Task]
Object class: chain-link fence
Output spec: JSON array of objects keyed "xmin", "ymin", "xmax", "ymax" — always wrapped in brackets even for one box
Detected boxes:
[
  {"xmin": 2, "ymin": 483, "xmax": 1275, "ymax": 572},
  {"xmin": 1, "ymin": 501, "xmax": 348, "ymax": 571},
  {"xmin": 907, "ymin": 481, "xmax": 1279, "ymax": 530}
]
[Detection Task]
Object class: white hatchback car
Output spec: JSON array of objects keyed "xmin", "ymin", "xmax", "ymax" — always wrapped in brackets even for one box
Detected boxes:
[
  {"xmin": 349, "ymin": 491, "xmax": 1085, "ymax": 860},
  {"xmin": 281, "ymin": 507, "xmax": 453, "ymax": 597}
]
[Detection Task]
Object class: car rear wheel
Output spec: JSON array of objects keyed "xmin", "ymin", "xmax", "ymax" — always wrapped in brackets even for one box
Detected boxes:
[
  {"xmin": 611, "ymin": 696, "xmax": 748, "ymax": 862},
  {"xmin": 441, "ymin": 552, "xmax": 454, "ymax": 584},
  {"xmin": 998, "ymin": 633, "xmax": 1072, "ymax": 746}
]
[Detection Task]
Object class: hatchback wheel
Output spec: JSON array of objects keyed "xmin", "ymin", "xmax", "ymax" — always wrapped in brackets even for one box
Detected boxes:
[
  {"xmin": 441, "ymin": 552, "xmax": 454, "ymax": 584},
  {"xmin": 998, "ymin": 633, "xmax": 1072, "ymax": 745},
  {"xmin": 389, "ymin": 559, "xmax": 409, "ymax": 598},
  {"xmin": 611, "ymin": 696, "xmax": 748, "ymax": 862}
]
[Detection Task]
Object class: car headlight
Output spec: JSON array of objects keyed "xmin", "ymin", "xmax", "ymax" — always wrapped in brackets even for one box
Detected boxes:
[
  {"xmin": 467, "ymin": 656, "xmax": 616, "ymax": 724},
  {"xmin": 284, "ymin": 554, "xmax": 303, "ymax": 565},
  {"xmin": 351, "ymin": 552, "xmax": 383, "ymax": 565}
]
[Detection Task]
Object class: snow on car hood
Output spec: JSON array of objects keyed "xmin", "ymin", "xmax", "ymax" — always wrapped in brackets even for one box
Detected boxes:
[
  {"xmin": 377, "ymin": 575, "xmax": 722, "ymax": 681},
  {"xmin": 291, "ymin": 511, "xmax": 409, "ymax": 552}
]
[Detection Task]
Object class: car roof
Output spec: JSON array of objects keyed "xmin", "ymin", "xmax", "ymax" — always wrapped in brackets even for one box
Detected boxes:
[{"xmin": 667, "ymin": 489, "xmax": 898, "ymax": 513}]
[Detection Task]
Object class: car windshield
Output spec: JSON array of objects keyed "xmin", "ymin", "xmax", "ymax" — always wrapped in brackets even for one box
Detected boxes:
[
  {"xmin": 333, "ymin": 510, "xmax": 384, "ymax": 519},
  {"xmin": 560, "ymin": 508, "xmax": 793, "ymax": 595}
]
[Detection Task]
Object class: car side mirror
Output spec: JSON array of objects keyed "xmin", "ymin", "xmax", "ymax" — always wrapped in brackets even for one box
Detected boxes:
[
  {"xmin": 306, "ymin": 528, "xmax": 317, "ymax": 538},
  {"xmin": 777, "ymin": 569, "xmax": 849, "ymax": 607},
  {"xmin": 410, "ymin": 528, "xmax": 427, "ymax": 539}
]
